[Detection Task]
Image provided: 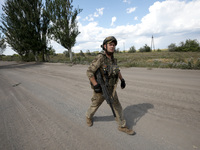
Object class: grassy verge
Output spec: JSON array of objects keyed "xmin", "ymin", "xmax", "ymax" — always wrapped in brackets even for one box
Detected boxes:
[
  {"xmin": 1, "ymin": 51, "xmax": 200, "ymax": 69},
  {"xmin": 115, "ymin": 52, "xmax": 200, "ymax": 69}
]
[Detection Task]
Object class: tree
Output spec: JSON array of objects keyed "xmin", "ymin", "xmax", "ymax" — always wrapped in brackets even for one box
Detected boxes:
[
  {"xmin": 1, "ymin": 0, "xmax": 27, "ymax": 58},
  {"xmin": 63, "ymin": 50, "xmax": 69, "ymax": 57},
  {"xmin": 0, "ymin": 0, "xmax": 51, "ymax": 61},
  {"xmin": 0, "ymin": 33, "xmax": 6, "ymax": 57},
  {"xmin": 128, "ymin": 46, "xmax": 136, "ymax": 53},
  {"xmin": 168, "ymin": 39, "xmax": 200, "ymax": 52},
  {"xmin": 86, "ymin": 50, "xmax": 91, "ymax": 56},
  {"xmin": 79, "ymin": 50, "xmax": 85, "ymax": 57},
  {"xmin": 182, "ymin": 39, "xmax": 200, "ymax": 52},
  {"xmin": 168, "ymin": 43, "xmax": 177, "ymax": 52},
  {"xmin": 115, "ymin": 48, "xmax": 120, "ymax": 53},
  {"xmin": 40, "ymin": 0, "xmax": 52, "ymax": 61},
  {"xmin": 49, "ymin": 0, "xmax": 82, "ymax": 61},
  {"xmin": 139, "ymin": 44, "xmax": 151, "ymax": 52}
]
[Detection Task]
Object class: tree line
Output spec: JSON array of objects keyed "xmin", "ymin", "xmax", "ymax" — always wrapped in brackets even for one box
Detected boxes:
[
  {"xmin": 0, "ymin": 0, "xmax": 82, "ymax": 62},
  {"xmin": 74, "ymin": 39, "xmax": 200, "ymax": 56},
  {"xmin": 127, "ymin": 39, "xmax": 200, "ymax": 53}
]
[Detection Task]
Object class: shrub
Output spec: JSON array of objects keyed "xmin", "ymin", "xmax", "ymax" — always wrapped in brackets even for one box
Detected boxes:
[
  {"xmin": 128, "ymin": 46, "xmax": 136, "ymax": 53},
  {"xmin": 63, "ymin": 51, "xmax": 70, "ymax": 57},
  {"xmin": 168, "ymin": 43, "xmax": 177, "ymax": 52},
  {"xmin": 86, "ymin": 50, "xmax": 91, "ymax": 56},
  {"xmin": 168, "ymin": 39, "xmax": 200, "ymax": 52},
  {"xmin": 139, "ymin": 44, "xmax": 151, "ymax": 52},
  {"xmin": 195, "ymin": 58, "xmax": 200, "ymax": 69},
  {"xmin": 183, "ymin": 39, "xmax": 200, "ymax": 52}
]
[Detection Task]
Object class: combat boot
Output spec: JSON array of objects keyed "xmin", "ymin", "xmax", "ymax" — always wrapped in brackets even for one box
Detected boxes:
[
  {"xmin": 86, "ymin": 117, "xmax": 93, "ymax": 127},
  {"xmin": 118, "ymin": 127, "xmax": 135, "ymax": 135}
]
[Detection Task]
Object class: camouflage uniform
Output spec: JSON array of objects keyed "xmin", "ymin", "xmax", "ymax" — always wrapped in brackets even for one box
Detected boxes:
[{"xmin": 86, "ymin": 53, "xmax": 126, "ymax": 127}]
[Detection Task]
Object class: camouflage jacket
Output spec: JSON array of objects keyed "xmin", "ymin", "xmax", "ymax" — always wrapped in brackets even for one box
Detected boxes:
[{"xmin": 86, "ymin": 53, "xmax": 120, "ymax": 88}]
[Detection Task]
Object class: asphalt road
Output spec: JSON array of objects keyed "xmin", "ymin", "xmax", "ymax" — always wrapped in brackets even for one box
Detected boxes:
[{"xmin": 0, "ymin": 61, "xmax": 200, "ymax": 150}]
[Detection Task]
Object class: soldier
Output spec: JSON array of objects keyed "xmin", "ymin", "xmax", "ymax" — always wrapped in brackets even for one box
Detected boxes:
[{"xmin": 86, "ymin": 36, "xmax": 135, "ymax": 135}]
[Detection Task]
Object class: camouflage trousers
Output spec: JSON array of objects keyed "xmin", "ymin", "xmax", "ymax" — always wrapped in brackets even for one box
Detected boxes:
[{"xmin": 86, "ymin": 91, "xmax": 126, "ymax": 127}]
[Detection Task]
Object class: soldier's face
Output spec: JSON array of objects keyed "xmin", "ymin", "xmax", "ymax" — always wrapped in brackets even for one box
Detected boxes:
[{"xmin": 104, "ymin": 42, "xmax": 116, "ymax": 53}]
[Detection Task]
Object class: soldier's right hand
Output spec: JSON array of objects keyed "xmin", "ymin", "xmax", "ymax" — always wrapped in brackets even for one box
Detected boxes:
[{"xmin": 94, "ymin": 83, "xmax": 102, "ymax": 93}]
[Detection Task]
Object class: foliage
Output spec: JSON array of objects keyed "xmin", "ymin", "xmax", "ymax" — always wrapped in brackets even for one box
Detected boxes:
[
  {"xmin": 157, "ymin": 49, "xmax": 161, "ymax": 52},
  {"xmin": 139, "ymin": 44, "xmax": 151, "ymax": 52},
  {"xmin": 114, "ymin": 51, "xmax": 200, "ymax": 69},
  {"xmin": 49, "ymin": 0, "xmax": 82, "ymax": 61},
  {"xmin": 0, "ymin": 33, "xmax": 6, "ymax": 57},
  {"xmin": 115, "ymin": 48, "xmax": 120, "ymax": 53},
  {"xmin": 86, "ymin": 50, "xmax": 91, "ymax": 56},
  {"xmin": 4, "ymin": 51, "xmax": 200, "ymax": 70},
  {"xmin": 168, "ymin": 43, "xmax": 177, "ymax": 52},
  {"xmin": 47, "ymin": 46, "xmax": 56, "ymax": 55},
  {"xmin": 1, "ymin": 0, "xmax": 44, "ymax": 61},
  {"xmin": 0, "ymin": 0, "xmax": 82, "ymax": 62},
  {"xmin": 128, "ymin": 46, "xmax": 136, "ymax": 53},
  {"xmin": 168, "ymin": 39, "xmax": 200, "ymax": 52},
  {"xmin": 63, "ymin": 51, "xmax": 68, "ymax": 57},
  {"xmin": 78, "ymin": 50, "xmax": 85, "ymax": 57}
]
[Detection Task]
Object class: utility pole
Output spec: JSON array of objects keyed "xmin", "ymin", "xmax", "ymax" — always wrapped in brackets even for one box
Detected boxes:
[{"xmin": 151, "ymin": 35, "xmax": 155, "ymax": 51}]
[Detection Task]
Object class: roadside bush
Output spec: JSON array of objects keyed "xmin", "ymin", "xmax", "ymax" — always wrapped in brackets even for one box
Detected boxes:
[
  {"xmin": 195, "ymin": 58, "xmax": 200, "ymax": 69},
  {"xmin": 115, "ymin": 48, "xmax": 120, "ymax": 53},
  {"xmin": 168, "ymin": 39, "xmax": 200, "ymax": 52},
  {"xmin": 168, "ymin": 43, "xmax": 177, "ymax": 52},
  {"xmin": 86, "ymin": 50, "xmax": 91, "ymax": 56},
  {"xmin": 183, "ymin": 39, "xmax": 200, "ymax": 52},
  {"xmin": 128, "ymin": 46, "xmax": 136, "ymax": 53},
  {"xmin": 157, "ymin": 49, "xmax": 161, "ymax": 52},
  {"xmin": 187, "ymin": 57, "xmax": 194, "ymax": 69},
  {"xmin": 63, "ymin": 51, "xmax": 70, "ymax": 57},
  {"xmin": 78, "ymin": 50, "xmax": 85, "ymax": 57},
  {"xmin": 139, "ymin": 44, "xmax": 151, "ymax": 52}
]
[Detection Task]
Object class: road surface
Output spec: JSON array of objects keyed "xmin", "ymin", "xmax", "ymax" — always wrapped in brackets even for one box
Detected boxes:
[{"xmin": 0, "ymin": 61, "xmax": 200, "ymax": 150}]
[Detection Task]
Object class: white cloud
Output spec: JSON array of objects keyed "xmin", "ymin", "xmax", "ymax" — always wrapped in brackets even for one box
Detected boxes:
[
  {"xmin": 123, "ymin": 0, "xmax": 131, "ymax": 4},
  {"xmin": 84, "ymin": 7, "xmax": 104, "ymax": 21},
  {"xmin": 111, "ymin": 17, "xmax": 117, "ymax": 26},
  {"xmin": 3, "ymin": 0, "xmax": 200, "ymax": 55},
  {"xmin": 136, "ymin": 0, "xmax": 200, "ymax": 35},
  {"xmin": 96, "ymin": 8, "xmax": 104, "ymax": 16},
  {"xmin": 126, "ymin": 7, "xmax": 136, "ymax": 14},
  {"xmin": 73, "ymin": 0, "xmax": 200, "ymax": 52},
  {"xmin": 134, "ymin": 16, "xmax": 138, "ymax": 20}
]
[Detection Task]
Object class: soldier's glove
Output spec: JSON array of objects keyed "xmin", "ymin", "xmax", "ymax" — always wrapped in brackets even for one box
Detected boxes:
[
  {"xmin": 121, "ymin": 79, "xmax": 126, "ymax": 89},
  {"xmin": 94, "ymin": 83, "xmax": 102, "ymax": 93}
]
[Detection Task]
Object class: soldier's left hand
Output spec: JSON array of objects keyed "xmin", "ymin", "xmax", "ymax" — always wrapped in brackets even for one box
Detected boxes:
[{"xmin": 121, "ymin": 78, "xmax": 126, "ymax": 89}]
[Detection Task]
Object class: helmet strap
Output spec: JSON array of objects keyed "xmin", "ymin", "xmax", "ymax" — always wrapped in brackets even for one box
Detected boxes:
[{"xmin": 106, "ymin": 51, "xmax": 114, "ymax": 56}]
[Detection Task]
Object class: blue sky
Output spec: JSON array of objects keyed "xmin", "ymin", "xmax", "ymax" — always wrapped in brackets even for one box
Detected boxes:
[
  {"xmin": 1, "ymin": 0, "xmax": 200, "ymax": 55},
  {"xmin": 73, "ymin": 0, "xmax": 166, "ymax": 27}
]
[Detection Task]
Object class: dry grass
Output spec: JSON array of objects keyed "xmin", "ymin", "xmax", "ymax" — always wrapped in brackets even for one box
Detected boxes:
[{"xmin": 2, "ymin": 51, "xmax": 200, "ymax": 69}]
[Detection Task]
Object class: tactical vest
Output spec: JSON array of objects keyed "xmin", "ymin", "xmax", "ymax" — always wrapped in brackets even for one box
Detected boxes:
[{"xmin": 100, "ymin": 54, "xmax": 120, "ymax": 88}]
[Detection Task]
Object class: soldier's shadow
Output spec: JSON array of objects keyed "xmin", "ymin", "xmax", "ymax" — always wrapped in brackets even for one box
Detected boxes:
[{"xmin": 123, "ymin": 103, "xmax": 154, "ymax": 129}]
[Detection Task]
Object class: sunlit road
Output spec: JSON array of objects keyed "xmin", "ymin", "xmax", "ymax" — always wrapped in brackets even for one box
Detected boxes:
[{"xmin": 0, "ymin": 61, "xmax": 200, "ymax": 150}]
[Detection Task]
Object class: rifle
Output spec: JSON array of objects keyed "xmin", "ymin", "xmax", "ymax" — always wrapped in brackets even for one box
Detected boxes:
[{"xmin": 95, "ymin": 68, "xmax": 116, "ymax": 117}]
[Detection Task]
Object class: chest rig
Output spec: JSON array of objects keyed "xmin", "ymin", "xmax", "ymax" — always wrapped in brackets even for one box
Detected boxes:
[{"xmin": 101, "ymin": 54, "xmax": 120, "ymax": 87}]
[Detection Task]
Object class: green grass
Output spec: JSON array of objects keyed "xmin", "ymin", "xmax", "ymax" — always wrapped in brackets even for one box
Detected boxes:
[{"xmin": 1, "ymin": 51, "xmax": 200, "ymax": 69}]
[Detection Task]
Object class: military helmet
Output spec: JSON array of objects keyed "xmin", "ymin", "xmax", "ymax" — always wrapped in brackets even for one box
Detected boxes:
[{"xmin": 101, "ymin": 36, "xmax": 117, "ymax": 50}]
